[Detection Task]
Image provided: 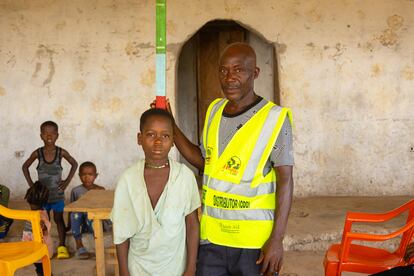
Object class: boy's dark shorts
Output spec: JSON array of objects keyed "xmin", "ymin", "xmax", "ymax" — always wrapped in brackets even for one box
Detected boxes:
[
  {"xmin": 43, "ymin": 200, "xmax": 65, "ymax": 212},
  {"xmin": 197, "ymin": 243, "xmax": 269, "ymax": 276}
]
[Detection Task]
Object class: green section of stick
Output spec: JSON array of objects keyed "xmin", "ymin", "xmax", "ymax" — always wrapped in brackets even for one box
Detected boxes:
[{"xmin": 156, "ymin": 0, "xmax": 166, "ymax": 54}]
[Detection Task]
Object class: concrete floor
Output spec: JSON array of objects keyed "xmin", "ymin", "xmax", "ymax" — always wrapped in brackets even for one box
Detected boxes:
[
  {"xmin": 14, "ymin": 250, "xmax": 366, "ymax": 276},
  {"xmin": 14, "ymin": 251, "xmax": 324, "ymax": 276},
  {"xmin": 5, "ymin": 195, "xmax": 412, "ymax": 275}
]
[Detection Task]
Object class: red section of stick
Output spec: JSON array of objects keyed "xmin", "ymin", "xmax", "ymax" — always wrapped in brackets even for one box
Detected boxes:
[{"xmin": 155, "ymin": 96, "xmax": 167, "ymax": 109}]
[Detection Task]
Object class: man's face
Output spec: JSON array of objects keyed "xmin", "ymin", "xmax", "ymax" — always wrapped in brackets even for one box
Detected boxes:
[
  {"xmin": 218, "ymin": 50, "xmax": 259, "ymax": 103},
  {"xmin": 40, "ymin": 125, "xmax": 58, "ymax": 146},
  {"xmin": 138, "ymin": 115, "xmax": 174, "ymax": 164}
]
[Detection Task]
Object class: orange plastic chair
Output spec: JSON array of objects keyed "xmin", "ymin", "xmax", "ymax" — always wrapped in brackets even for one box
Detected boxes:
[
  {"xmin": 324, "ymin": 199, "xmax": 414, "ymax": 275},
  {"xmin": 0, "ymin": 205, "xmax": 51, "ymax": 276}
]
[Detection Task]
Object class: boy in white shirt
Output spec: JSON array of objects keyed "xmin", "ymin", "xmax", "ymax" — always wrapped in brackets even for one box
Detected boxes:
[{"xmin": 111, "ymin": 108, "xmax": 200, "ymax": 276}]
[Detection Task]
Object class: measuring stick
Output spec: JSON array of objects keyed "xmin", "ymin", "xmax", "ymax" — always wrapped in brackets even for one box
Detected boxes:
[{"xmin": 155, "ymin": 0, "xmax": 167, "ymax": 109}]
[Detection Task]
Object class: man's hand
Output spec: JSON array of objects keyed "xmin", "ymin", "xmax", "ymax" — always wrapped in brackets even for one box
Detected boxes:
[
  {"xmin": 404, "ymin": 242, "xmax": 414, "ymax": 262},
  {"xmin": 257, "ymin": 238, "xmax": 284, "ymax": 275},
  {"xmin": 150, "ymin": 98, "xmax": 172, "ymax": 113},
  {"xmin": 58, "ymin": 179, "xmax": 70, "ymax": 190}
]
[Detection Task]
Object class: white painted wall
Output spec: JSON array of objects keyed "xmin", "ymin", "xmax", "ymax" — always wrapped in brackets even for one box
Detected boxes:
[
  {"xmin": 247, "ymin": 31, "xmax": 275, "ymax": 103},
  {"xmin": 0, "ymin": 0, "xmax": 413, "ymax": 198}
]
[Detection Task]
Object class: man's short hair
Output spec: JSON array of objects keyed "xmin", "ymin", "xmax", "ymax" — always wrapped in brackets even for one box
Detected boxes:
[
  {"xmin": 40, "ymin": 121, "xmax": 58, "ymax": 132},
  {"xmin": 219, "ymin": 42, "xmax": 257, "ymax": 63},
  {"xmin": 140, "ymin": 108, "xmax": 175, "ymax": 132}
]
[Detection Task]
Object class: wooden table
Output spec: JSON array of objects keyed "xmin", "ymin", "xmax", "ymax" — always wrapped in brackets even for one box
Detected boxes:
[{"xmin": 65, "ymin": 189, "xmax": 114, "ymax": 276}]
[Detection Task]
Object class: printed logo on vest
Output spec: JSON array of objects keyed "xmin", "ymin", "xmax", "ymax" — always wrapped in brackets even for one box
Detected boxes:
[
  {"xmin": 219, "ymin": 222, "xmax": 240, "ymax": 234},
  {"xmin": 205, "ymin": 146, "xmax": 213, "ymax": 165},
  {"xmin": 222, "ymin": 156, "xmax": 241, "ymax": 175}
]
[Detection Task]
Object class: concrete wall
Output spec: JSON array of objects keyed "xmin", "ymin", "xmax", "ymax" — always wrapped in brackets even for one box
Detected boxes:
[{"xmin": 1, "ymin": 0, "xmax": 413, "ymax": 198}]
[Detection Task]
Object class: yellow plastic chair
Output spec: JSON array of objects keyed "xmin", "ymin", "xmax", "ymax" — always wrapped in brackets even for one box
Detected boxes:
[{"xmin": 0, "ymin": 205, "xmax": 51, "ymax": 276}]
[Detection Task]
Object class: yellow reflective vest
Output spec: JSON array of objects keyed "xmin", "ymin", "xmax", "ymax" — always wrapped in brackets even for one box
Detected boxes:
[{"xmin": 200, "ymin": 98, "xmax": 292, "ymax": 249}]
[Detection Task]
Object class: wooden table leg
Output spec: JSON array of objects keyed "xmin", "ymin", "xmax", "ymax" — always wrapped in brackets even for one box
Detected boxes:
[{"xmin": 93, "ymin": 218, "xmax": 105, "ymax": 276}]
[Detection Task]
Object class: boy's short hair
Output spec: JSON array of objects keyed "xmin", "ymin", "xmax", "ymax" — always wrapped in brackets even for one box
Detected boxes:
[
  {"xmin": 25, "ymin": 181, "xmax": 49, "ymax": 207},
  {"xmin": 40, "ymin": 121, "xmax": 58, "ymax": 132},
  {"xmin": 140, "ymin": 108, "xmax": 174, "ymax": 131},
  {"xmin": 79, "ymin": 161, "xmax": 96, "ymax": 173}
]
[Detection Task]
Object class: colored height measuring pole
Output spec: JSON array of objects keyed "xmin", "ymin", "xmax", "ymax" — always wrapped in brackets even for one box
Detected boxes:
[{"xmin": 155, "ymin": 0, "xmax": 167, "ymax": 109}]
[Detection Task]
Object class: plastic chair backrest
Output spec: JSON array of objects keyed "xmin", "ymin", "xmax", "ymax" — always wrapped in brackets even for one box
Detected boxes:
[
  {"xmin": 0, "ymin": 205, "xmax": 42, "ymax": 242},
  {"xmin": 0, "ymin": 204, "xmax": 51, "ymax": 276},
  {"xmin": 340, "ymin": 199, "xmax": 414, "ymax": 265},
  {"xmin": 397, "ymin": 201, "xmax": 414, "ymax": 256}
]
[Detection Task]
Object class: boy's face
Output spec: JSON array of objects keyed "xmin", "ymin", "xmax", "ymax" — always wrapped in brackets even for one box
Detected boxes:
[
  {"xmin": 79, "ymin": 166, "xmax": 97, "ymax": 188},
  {"xmin": 138, "ymin": 115, "xmax": 173, "ymax": 164},
  {"xmin": 40, "ymin": 125, "xmax": 58, "ymax": 146}
]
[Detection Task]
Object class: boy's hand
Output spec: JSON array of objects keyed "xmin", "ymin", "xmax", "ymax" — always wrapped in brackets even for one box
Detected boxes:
[{"xmin": 58, "ymin": 179, "xmax": 70, "ymax": 190}]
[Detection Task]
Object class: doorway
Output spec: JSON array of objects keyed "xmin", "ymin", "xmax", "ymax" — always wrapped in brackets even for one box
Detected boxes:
[{"xmin": 176, "ymin": 20, "xmax": 279, "ymax": 168}]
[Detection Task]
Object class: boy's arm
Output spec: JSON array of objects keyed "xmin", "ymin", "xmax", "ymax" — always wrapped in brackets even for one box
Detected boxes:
[
  {"xmin": 116, "ymin": 239, "xmax": 130, "ymax": 276},
  {"xmin": 22, "ymin": 150, "xmax": 38, "ymax": 187},
  {"xmin": 257, "ymin": 165, "xmax": 293, "ymax": 276},
  {"xmin": 59, "ymin": 149, "xmax": 78, "ymax": 190},
  {"xmin": 183, "ymin": 209, "xmax": 199, "ymax": 276}
]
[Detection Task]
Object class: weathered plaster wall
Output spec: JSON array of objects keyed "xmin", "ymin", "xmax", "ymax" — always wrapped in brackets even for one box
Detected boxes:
[{"xmin": 1, "ymin": 0, "xmax": 413, "ymax": 198}]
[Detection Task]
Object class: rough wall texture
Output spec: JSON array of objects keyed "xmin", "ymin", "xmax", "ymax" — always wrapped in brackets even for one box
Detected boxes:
[{"xmin": 0, "ymin": 0, "xmax": 413, "ymax": 198}]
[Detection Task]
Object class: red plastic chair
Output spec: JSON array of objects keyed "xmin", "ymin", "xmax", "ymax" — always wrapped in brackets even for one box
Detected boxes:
[{"xmin": 324, "ymin": 199, "xmax": 414, "ymax": 275}]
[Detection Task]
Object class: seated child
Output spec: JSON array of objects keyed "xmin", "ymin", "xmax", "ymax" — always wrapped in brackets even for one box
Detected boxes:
[
  {"xmin": 22, "ymin": 181, "xmax": 53, "ymax": 276},
  {"xmin": 111, "ymin": 108, "xmax": 201, "ymax": 276},
  {"xmin": 0, "ymin": 184, "xmax": 13, "ymax": 240},
  {"xmin": 67, "ymin": 161, "xmax": 105, "ymax": 259}
]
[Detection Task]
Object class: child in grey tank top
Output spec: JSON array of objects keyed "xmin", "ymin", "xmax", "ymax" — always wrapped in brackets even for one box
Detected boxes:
[
  {"xmin": 22, "ymin": 121, "xmax": 78, "ymax": 259},
  {"xmin": 37, "ymin": 146, "xmax": 64, "ymax": 203}
]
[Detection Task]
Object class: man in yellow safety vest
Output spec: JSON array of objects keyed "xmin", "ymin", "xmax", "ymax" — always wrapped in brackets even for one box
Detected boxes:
[{"xmin": 173, "ymin": 42, "xmax": 294, "ymax": 276}]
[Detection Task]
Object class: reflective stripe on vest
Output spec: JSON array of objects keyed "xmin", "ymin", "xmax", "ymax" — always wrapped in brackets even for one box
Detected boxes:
[
  {"xmin": 206, "ymin": 206, "xmax": 274, "ymax": 221},
  {"xmin": 200, "ymin": 98, "xmax": 292, "ymax": 248}
]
